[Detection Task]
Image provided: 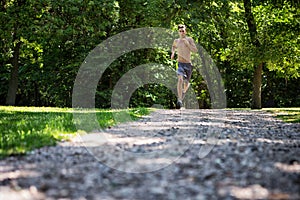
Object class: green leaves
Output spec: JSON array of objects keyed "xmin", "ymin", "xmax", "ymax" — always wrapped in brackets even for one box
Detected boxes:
[{"xmin": 0, "ymin": 0, "xmax": 299, "ymax": 108}]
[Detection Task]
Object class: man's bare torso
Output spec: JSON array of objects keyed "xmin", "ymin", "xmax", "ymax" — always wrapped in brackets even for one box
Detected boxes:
[{"xmin": 173, "ymin": 37, "xmax": 194, "ymax": 63}]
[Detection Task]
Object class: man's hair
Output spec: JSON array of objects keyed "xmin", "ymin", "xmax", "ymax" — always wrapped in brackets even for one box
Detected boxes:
[{"xmin": 178, "ymin": 24, "xmax": 186, "ymax": 30}]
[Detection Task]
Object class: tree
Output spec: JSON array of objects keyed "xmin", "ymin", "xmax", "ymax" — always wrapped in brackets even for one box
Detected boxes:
[
  {"xmin": 1, "ymin": 0, "xmax": 34, "ymax": 105},
  {"xmin": 243, "ymin": 0, "xmax": 263, "ymax": 109},
  {"xmin": 242, "ymin": 0, "xmax": 300, "ymax": 108},
  {"xmin": 1, "ymin": 0, "xmax": 120, "ymax": 106}
]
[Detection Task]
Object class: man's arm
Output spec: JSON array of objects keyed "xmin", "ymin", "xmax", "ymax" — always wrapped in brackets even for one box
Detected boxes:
[
  {"xmin": 171, "ymin": 39, "xmax": 177, "ymax": 59},
  {"xmin": 184, "ymin": 37, "xmax": 198, "ymax": 52}
]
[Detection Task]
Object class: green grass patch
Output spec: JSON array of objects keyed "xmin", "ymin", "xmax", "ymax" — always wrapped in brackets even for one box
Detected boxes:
[
  {"xmin": 0, "ymin": 106, "xmax": 150, "ymax": 158},
  {"xmin": 263, "ymin": 108, "xmax": 300, "ymax": 123}
]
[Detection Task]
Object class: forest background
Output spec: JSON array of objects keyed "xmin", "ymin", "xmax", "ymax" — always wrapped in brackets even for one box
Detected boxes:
[{"xmin": 1, "ymin": 0, "xmax": 299, "ymax": 109}]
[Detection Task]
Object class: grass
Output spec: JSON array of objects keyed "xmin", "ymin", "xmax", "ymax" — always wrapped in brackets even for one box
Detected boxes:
[
  {"xmin": 0, "ymin": 106, "xmax": 150, "ymax": 158},
  {"xmin": 263, "ymin": 108, "xmax": 300, "ymax": 123},
  {"xmin": 226, "ymin": 108, "xmax": 300, "ymax": 123}
]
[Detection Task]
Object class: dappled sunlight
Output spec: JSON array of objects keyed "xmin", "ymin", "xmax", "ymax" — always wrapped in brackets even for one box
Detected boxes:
[
  {"xmin": 0, "ymin": 162, "xmax": 44, "ymax": 199},
  {"xmin": 0, "ymin": 164, "xmax": 40, "ymax": 182},
  {"xmin": 275, "ymin": 162, "xmax": 300, "ymax": 173},
  {"xmin": 218, "ymin": 184, "xmax": 291, "ymax": 200},
  {"xmin": 71, "ymin": 109, "xmax": 227, "ymax": 173},
  {"xmin": 78, "ymin": 132, "xmax": 165, "ymax": 147},
  {"xmin": 136, "ymin": 157, "xmax": 173, "ymax": 166},
  {"xmin": 229, "ymin": 184, "xmax": 270, "ymax": 199},
  {"xmin": 218, "ymin": 184, "xmax": 292, "ymax": 199},
  {"xmin": 0, "ymin": 186, "xmax": 45, "ymax": 200},
  {"xmin": 256, "ymin": 138, "xmax": 285, "ymax": 144}
]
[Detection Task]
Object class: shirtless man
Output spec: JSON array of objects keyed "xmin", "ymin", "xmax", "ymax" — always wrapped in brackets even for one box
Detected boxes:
[{"xmin": 171, "ymin": 24, "xmax": 198, "ymax": 109}]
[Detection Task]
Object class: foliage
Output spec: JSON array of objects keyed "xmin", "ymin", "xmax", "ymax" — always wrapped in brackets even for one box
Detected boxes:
[{"xmin": 173, "ymin": 0, "xmax": 300, "ymax": 108}]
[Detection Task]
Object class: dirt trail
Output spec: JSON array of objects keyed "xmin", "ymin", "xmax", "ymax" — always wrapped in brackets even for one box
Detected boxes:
[{"xmin": 1, "ymin": 109, "xmax": 299, "ymax": 200}]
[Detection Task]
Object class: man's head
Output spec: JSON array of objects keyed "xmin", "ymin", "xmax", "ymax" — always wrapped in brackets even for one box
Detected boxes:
[{"xmin": 178, "ymin": 24, "xmax": 186, "ymax": 37}]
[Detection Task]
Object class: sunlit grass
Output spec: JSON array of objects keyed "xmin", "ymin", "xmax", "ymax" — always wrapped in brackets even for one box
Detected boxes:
[
  {"xmin": 0, "ymin": 106, "xmax": 150, "ymax": 158},
  {"xmin": 263, "ymin": 108, "xmax": 300, "ymax": 123}
]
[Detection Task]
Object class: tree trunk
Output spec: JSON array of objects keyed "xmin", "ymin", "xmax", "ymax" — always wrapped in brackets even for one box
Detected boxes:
[
  {"xmin": 6, "ymin": 41, "xmax": 21, "ymax": 106},
  {"xmin": 252, "ymin": 63, "xmax": 263, "ymax": 109},
  {"xmin": 243, "ymin": 0, "xmax": 263, "ymax": 109}
]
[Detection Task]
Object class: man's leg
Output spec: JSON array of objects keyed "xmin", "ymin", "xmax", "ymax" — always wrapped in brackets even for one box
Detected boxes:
[
  {"xmin": 184, "ymin": 80, "xmax": 190, "ymax": 93},
  {"xmin": 182, "ymin": 80, "xmax": 190, "ymax": 100},
  {"xmin": 182, "ymin": 63, "xmax": 192, "ymax": 100},
  {"xmin": 176, "ymin": 75, "xmax": 184, "ymax": 109},
  {"xmin": 177, "ymin": 75, "xmax": 184, "ymax": 101}
]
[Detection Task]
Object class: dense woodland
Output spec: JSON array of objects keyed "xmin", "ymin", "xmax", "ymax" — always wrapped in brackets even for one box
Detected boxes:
[{"xmin": 1, "ymin": 0, "xmax": 299, "ymax": 109}]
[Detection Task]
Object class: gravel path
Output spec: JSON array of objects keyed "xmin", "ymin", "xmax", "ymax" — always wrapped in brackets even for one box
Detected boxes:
[{"xmin": 1, "ymin": 109, "xmax": 299, "ymax": 200}]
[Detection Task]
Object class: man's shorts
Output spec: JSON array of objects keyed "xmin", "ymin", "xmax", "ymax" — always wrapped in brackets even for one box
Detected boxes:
[{"xmin": 177, "ymin": 62, "xmax": 193, "ymax": 82}]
